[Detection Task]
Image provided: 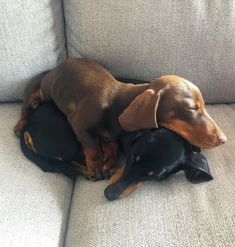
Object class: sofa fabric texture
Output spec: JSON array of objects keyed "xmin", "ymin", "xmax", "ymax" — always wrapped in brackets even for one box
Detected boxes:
[
  {"xmin": 0, "ymin": 0, "xmax": 66, "ymax": 102},
  {"xmin": 64, "ymin": 0, "xmax": 235, "ymax": 103},
  {"xmin": 0, "ymin": 0, "xmax": 235, "ymax": 247},
  {"xmin": 0, "ymin": 104, "xmax": 73, "ymax": 247},
  {"xmin": 65, "ymin": 104, "xmax": 235, "ymax": 247}
]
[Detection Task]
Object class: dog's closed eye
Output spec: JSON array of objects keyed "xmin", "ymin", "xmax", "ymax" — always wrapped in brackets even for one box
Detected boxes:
[
  {"xmin": 53, "ymin": 156, "xmax": 63, "ymax": 161},
  {"xmin": 135, "ymin": 155, "xmax": 141, "ymax": 161},
  {"xmin": 187, "ymin": 107, "xmax": 198, "ymax": 111}
]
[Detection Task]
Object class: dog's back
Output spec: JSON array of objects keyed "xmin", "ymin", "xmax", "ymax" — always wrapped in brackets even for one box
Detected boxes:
[{"xmin": 40, "ymin": 58, "xmax": 119, "ymax": 115}]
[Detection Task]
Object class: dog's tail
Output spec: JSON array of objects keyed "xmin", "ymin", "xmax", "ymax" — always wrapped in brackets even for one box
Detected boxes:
[{"xmin": 14, "ymin": 71, "xmax": 49, "ymax": 135}]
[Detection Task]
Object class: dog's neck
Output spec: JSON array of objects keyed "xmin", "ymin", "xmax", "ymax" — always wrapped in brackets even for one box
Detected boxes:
[
  {"xmin": 101, "ymin": 81, "xmax": 149, "ymax": 137},
  {"xmin": 114, "ymin": 81, "xmax": 149, "ymax": 112}
]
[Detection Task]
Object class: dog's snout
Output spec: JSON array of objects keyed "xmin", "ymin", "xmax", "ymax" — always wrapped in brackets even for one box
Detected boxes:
[
  {"xmin": 218, "ymin": 134, "xmax": 227, "ymax": 145},
  {"xmin": 104, "ymin": 186, "xmax": 120, "ymax": 201}
]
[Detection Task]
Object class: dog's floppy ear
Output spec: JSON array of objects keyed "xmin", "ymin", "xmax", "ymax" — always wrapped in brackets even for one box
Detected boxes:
[{"xmin": 119, "ymin": 89, "xmax": 163, "ymax": 131}]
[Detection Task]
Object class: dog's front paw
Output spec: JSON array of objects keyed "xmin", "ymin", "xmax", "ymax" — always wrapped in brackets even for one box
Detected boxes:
[
  {"xmin": 102, "ymin": 158, "xmax": 118, "ymax": 179},
  {"xmin": 87, "ymin": 160, "xmax": 104, "ymax": 181},
  {"xmin": 84, "ymin": 148, "xmax": 104, "ymax": 181},
  {"xmin": 102, "ymin": 141, "xmax": 118, "ymax": 178}
]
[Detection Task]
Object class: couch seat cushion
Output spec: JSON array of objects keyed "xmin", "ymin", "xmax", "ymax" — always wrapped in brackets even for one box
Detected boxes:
[
  {"xmin": 65, "ymin": 104, "xmax": 235, "ymax": 247},
  {"xmin": 0, "ymin": 104, "xmax": 74, "ymax": 247}
]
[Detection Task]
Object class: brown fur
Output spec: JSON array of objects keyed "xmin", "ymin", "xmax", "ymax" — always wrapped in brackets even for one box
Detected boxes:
[{"xmin": 14, "ymin": 58, "xmax": 226, "ymax": 180}]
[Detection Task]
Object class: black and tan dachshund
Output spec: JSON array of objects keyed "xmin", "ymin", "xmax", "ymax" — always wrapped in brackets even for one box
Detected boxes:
[
  {"xmin": 105, "ymin": 128, "xmax": 213, "ymax": 200},
  {"xmin": 20, "ymin": 101, "xmax": 87, "ymax": 179},
  {"xmin": 19, "ymin": 101, "xmax": 212, "ymax": 200},
  {"xmin": 15, "ymin": 58, "xmax": 226, "ymax": 180}
]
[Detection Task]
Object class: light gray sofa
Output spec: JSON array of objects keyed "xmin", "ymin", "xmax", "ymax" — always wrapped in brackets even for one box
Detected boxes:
[{"xmin": 0, "ymin": 1, "xmax": 234, "ymax": 247}]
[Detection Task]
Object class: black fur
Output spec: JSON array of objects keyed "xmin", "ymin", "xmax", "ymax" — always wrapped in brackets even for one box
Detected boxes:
[
  {"xmin": 20, "ymin": 101, "xmax": 85, "ymax": 179},
  {"xmin": 104, "ymin": 128, "xmax": 213, "ymax": 200},
  {"xmin": 18, "ymin": 101, "xmax": 212, "ymax": 200}
]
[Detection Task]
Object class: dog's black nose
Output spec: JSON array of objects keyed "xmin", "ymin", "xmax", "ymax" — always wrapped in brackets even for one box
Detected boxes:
[
  {"xmin": 218, "ymin": 134, "xmax": 227, "ymax": 145},
  {"xmin": 104, "ymin": 186, "xmax": 120, "ymax": 201}
]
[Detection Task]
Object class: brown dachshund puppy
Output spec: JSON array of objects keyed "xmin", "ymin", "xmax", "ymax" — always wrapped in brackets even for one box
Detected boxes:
[{"xmin": 14, "ymin": 58, "xmax": 226, "ymax": 180}]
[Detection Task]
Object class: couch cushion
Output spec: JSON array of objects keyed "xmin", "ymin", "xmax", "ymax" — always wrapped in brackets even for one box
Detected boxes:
[
  {"xmin": 0, "ymin": 104, "xmax": 74, "ymax": 247},
  {"xmin": 65, "ymin": 104, "xmax": 235, "ymax": 247},
  {"xmin": 64, "ymin": 0, "xmax": 235, "ymax": 103},
  {"xmin": 0, "ymin": 0, "xmax": 66, "ymax": 102}
]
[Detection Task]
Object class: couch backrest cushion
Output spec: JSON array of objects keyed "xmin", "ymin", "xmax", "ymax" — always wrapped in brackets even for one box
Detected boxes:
[
  {"xmin": 64, "ymin": 0, "xmax": 235, "ymax": 103},
  {"xmin": 0, "ymin": 0, "xmax": 66, "ymax": 102}
]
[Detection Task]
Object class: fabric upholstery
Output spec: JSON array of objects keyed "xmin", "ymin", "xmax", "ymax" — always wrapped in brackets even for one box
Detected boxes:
[
  {"xmin": 65, "ymin": 104, "xmax": 235, "ymax": 247},
  {"xmin": 0, "ymin": 104, "xmax": 74, "ymax": 247},
  {"xmin": 64, "ymin": 0, "xmax": 235, "ymax": 103},
  {"xmin": 0, "ymin": 0, "xmax": 66, "ymax": 102}
]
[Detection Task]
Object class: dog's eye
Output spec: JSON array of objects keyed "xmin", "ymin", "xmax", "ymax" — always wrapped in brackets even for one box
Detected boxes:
[
  {"xmin": 135, "ymin": 155, "xmax": 141, "ymax": 162},
  {"xmin": 148, "ymin": 171, "xmax": 155, "ymax": 176},
  {"xmin": 53, "ymin": 156, "xmax": 63, "ymax": 161},
  {"xmin": 187, "ymin": 107, "xmax": 198, "ymax": 111}
]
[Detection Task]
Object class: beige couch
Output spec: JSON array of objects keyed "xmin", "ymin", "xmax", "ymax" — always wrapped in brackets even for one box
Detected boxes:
[{"xmin": 0, "ymin": 1, "xmax": 234, "ymax": 246}]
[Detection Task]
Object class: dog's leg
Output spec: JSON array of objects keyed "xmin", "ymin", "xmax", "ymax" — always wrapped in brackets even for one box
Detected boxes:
[
  {"xmin": 14, "ymin": 89, "xmax": 42, "ymax": 135},
  {"xmin": 102, "ymin": 141, "xmax": 118, "ymax": 178},
  {"xmin": 83, "ymin": 143, "xmax": 104, "ymax": 181},
  {"xmin": 76, "ymin": 130, "xmax": 103, "ymax": 181},
  {"xmin": 68, "ymin": 111, "xmax": 104, "ymax": 181}
]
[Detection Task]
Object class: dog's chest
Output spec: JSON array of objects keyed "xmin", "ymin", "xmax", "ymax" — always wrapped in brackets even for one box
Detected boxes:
[
  {"xmin": 98, "ymin": 129, "xmax": 115, "ymax": 141},
  {"xmin": 96, "ymin": 123, "xmax": 120, "ymax": 141},
  {"xmin": 95, "ymin": 109, "xmax": 121, "ymax": 141}
]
